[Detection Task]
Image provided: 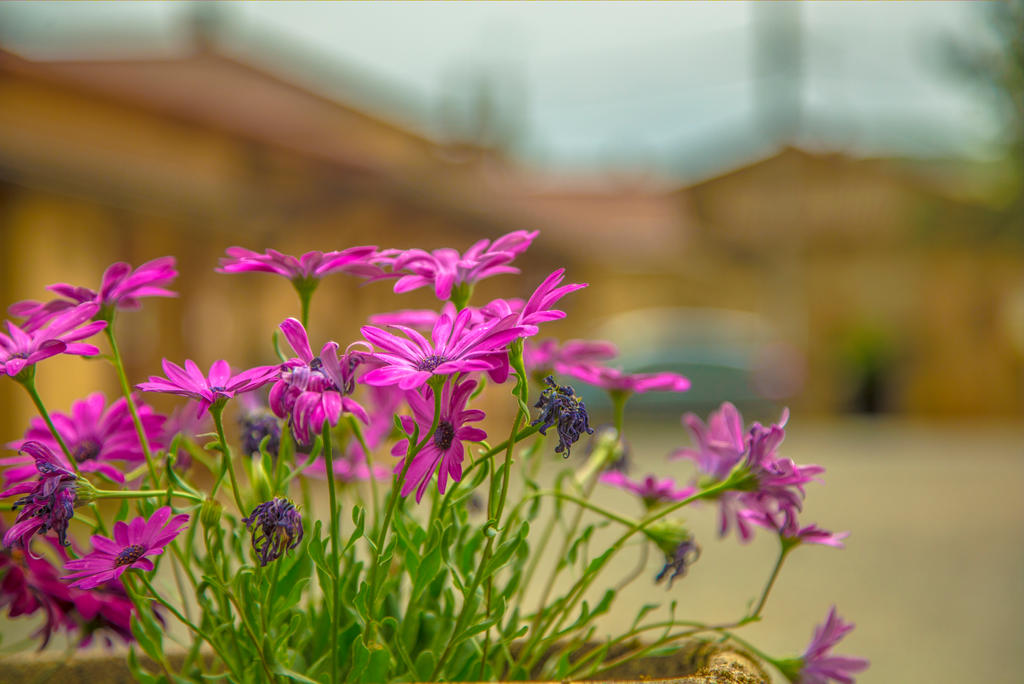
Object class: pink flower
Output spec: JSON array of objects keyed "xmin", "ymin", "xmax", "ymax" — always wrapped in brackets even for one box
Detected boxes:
[
  {"xmin": 473, "ymin": 269, "xmax": 587, "ymax": 334},
  {"xmin": 217, "ymin": 246, "xmax": 380, "ymax": 282},
  {"xmin": 391, "ymin": 379, "xmax": 487, "ymax": 502},
  {"xmin": 3, "ymin": 393, "xmax": 165, "ymax": 485},
  {"xmin": 137, "ymin": 359, "xmax": 278, "ymax": 417},
  {"xmin": 0, "ymin": 527, "xmax": 136, "ymax": 648},
  {"xmin": 791, "ymin": 607, "xmax": 869, "ymax": 684},
  {"xmin": 740, "ymin": 508, "xmax": 849, "ymax": 548},
  {"xmin": 361, "ymin": 308, "xmax": 528, "ymax": 391},
  {"xmin": 566, "ymin": 365, "xmax": 691, "ymax": 395},
  {"xmin": 385, "ymin": 230, "xmax": 539, "ymax": 300},
  {"xmin": 600, "ymin": 470, "xmax": 695, "ymax": 507},
  {"xmin": 672, "ymin": 401, "xmax": 747, "ymax": 480},
  {"xmin": 1, "ymin": 442, "xmax": 83, "ymax": 550},
  {"xmin": 62, "ymin": 507, "xmax": 189, "ymax": 590},
  {"xmin": 0, "ymin": 303, "xmax": 107, "ymax": 379},
  {"xmin": 269, "ymin": 319, "xmax": 368, "ymax": 445},
  {"xmin": 524, "ymin": 338, "xmax": 618, "ymax": 376},
  {"xmin": 9, "ymin": 258, "xmax": 177, "ymax": 330},
  {"xmin": 678, "ymin": 405, "xmax": 825, "ymax": 543}
]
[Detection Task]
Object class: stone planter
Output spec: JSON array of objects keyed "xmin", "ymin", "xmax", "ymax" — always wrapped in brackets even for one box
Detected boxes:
[{"xmin": 1, "ymin": 642, "xmax": 769, "ymax": 683}]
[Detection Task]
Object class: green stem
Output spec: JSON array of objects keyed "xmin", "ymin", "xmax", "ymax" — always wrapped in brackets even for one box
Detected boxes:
[
  {"xmin": 210, "ymin": 404, "xmax": 245, "ymax": 514},
  {"xmin": 105, "ymin": 326, "xmax": 161, "ymax": 485},
  {"xmin": 94, "ymin": 488, "xmax": 204, "ymax": 502},
  {"xmin": 436, "ymin": 392, "xmax": 528, "ymax": 680},
  {"xmin": 137, "ymin": 574, "xmax": 241, "ymax": 678},
  {"xmin": 323, "ymin": 422, "xmax": 341, "ymax": 684},
  {"xmin": 20, "ymin": 376, "xmax": 79, "ymax": 475},
  {"xmin": 347, "ymin": 414, "xmax": 380, "ymax": 520},
  {"xmin": 518, "ymin": 475, "xmax": 738, "ymax": 670},
  {"xmin": 364, "ymin": 379, "xmax": 443, "ymax": 641},
  {"xmin": 747, "ymin": 542, "xmax": 792, "ymax": 621}
]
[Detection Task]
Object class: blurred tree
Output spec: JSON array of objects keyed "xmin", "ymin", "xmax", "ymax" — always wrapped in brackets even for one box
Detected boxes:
[{"xmin": 946, "ymin": 0, "xmax": 1024, "ymax": 234}]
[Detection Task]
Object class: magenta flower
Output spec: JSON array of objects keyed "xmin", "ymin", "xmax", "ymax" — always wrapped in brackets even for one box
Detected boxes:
[
  {"xmin": 740, "ymin": 508, "xmax": 849, "ymax": 549},
  {"xmin": 386, "ymin": 230, "xmax": 539, "ymax": 300},
  {"xmin": 672, "ymin": 401, "xmax": 747, "ymax": 480},
  {"xmin": 566, "ymin": 365, "xmax": 690, "ymax": 395},
  {"xmin": 62, "ymin": 507, "xmax": 188, "ymax": 590},
  {"xmin": 0, "ymin": 303, "xmax": 107, "ymax": 379},
  {"xmin": 1, "ymin": 442, "xmax": 86, "ymax": 550},
  {"xmin": 361, "ymin": 308, "xmax": 528, "ymax": 391},
  {"xmin": 473, "ymin": 269, "xmax": 587, "ymax": 335},
  {"xmin": 777, "ymin": 607, "xmax": 869, "ymax": 684},
  {"xmin": 217, "ymin": 246, "xmax": 380, "ymax": 282},
  {"xmin": 137, "ymin": 359, "xmax": 278, "ymax": 417},
  {"xmin": 9, "ymin": 258, "xmax": 177, "ymax": 330},
  {"xmin": 269, "ymin": 319, "xmax": 369, "ymax": 445},
  {"xmin": 600, "ymin": 470, "xmax": 695, "ymax": 508},
  {"xmin": 524, "ymin": 338, "xmax": 618, "ymax": 377},
  {"xmin": 679, "ymin": 406, "xmax": 824, "ymax": 543},
  {"xmin": 3, "ymin": 393, "xmax": 165, "ymax": 485},
  {"xmin": 391, "ymin": 379, "xmax": 487, "ymax": 502},
  {"xmin": 0, "ymin": 528, "xmax": 78, "ymax": 647}
]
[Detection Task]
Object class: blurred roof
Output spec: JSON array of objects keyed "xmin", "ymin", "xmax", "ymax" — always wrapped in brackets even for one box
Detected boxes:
[{"xmin": 0, "ymin": 42, "xmax": 693, "ymax": 266}]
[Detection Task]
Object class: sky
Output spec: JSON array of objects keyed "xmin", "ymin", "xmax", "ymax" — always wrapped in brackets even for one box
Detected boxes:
[{"xmin": 0, "ymin": 2, "xmax": 1000, "ymax": 181}]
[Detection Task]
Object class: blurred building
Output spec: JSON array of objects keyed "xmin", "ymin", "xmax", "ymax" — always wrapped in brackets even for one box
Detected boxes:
[{"xmin": 0, "ymin": 36, "xmax": 1021, "ymax": 444}]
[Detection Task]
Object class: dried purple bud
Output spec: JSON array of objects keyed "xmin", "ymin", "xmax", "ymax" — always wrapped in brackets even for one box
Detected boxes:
[
  {"xmin": 241, "ymin": 498, "xmax": 303, "ymax": 566},
  {"xmin": 532, "ymin": 376, "xmax": 593, "ymax": 458}
]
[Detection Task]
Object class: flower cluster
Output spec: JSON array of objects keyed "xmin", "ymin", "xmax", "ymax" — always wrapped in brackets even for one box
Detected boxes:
[{"xmin": 0, "ymin": 232, "xmax": 865, "ymax": 684}]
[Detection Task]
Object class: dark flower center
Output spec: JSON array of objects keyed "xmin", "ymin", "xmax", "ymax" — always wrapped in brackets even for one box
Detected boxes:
[
  {"xmin": 433, "ymin": 420, "xmax": 455, "ymax": 451},
  {"xmin": 416, "ymin": 355, "xmax": 448, "ymax": 372},
  {"xmin": 10, "ymin": 352, "xmax": 29, "ymax": 360},
  {"xmin": 309, "ymin": 357, "xmax": 324, "ymax": 372},
  {"xmin": 114, "ymin": 544, "xmax": 146, "ymax": 567},
  {"xmin": 72, "ymin": 440, "xmax": 101, "ymax": 463}
]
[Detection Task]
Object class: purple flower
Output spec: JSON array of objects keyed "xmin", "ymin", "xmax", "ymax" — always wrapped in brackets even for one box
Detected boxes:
[
  {"xmin": 740, "ymin": 508, "xmax": 849, "ymax": 549},
  {"xmin": 672, "ymin": 401, "xmax": 747, "ymax": 480},
  {"xmin": 62, "ymin": 507, "xmax": 189, "ymax": 590},
  {"xmin": 361, "ymin": 308, "xmax": 528, "ymax": 391},
  {"xmin": 217, "ymin": 246, "xmax": 380, "ymax": 283},
  {"xmin": 303, "ymin": 453, "xmax": 392, "ymax": 483},
  {"xmin": 778, "ymin": 607, "xmax": 869, "ymax": 684},
  {"xmin": 391, "ymin": 379, "xmax": 487, "ymax": 503},
  {"xmin": 566, "ymin": 365, "xmax": 690, "ymax": 395},
  {"xmin": 3, "ymin": 393, "xmax": 165, "ymax": 485},
  {"xmin": 678, "ymin": 405, "xmax": 825, "ymax": 543},
  {"xmin": 523, "ymin": 338, "xmax": 618, "ymax": 377},
  {"xmin": 9, "ymin": 258, "xmax": 177, "ymax": 330},
  {"xmin": 137, "ymin": 359, "xmax": 278, "ymax": 417},
  {"xmin": 600, "ymin": 470, "xmax": 695, "ymax": 508},
  {"xmin": 531, "ymin": 376, "xmax": 594, "ymax": 457},
  {"xmin": 269, "ymin": 319, "xmax": 369, "ymax": 445},
  {"xmin": 242, "ymin": 498, "xmax": 303, "ymax": 566},
  {"xmin": 385, "ymin": 230, "xmax": 538, "ymax": 300},
  {"xmin": 1, "ymin": 442, "xmax": 88, "ymax": 549},
  {"xmin": 0, "ymin": 527, "xmax": 136, "ymax": 648},
  {"xmin": 0, "ymin": 303, "xmax": 107, "ymax": 379}
]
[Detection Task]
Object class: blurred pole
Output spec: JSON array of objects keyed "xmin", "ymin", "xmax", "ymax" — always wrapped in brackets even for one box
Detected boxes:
[
  {"xmin": 752, "ymin": 3, "xmax": 811, "ymax": 403},
  {"xmin": 753, "ymin": 2, "xmax": 803, "ymax": 144}
]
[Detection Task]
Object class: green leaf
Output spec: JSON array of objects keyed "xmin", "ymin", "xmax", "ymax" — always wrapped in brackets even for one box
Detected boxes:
[
  {"xmin": 481, "ymin": 522, "xmax": 529, "ymax": 579},
  {"xmin": 414, "ymin": 651, "xmax": 436, "ymax": 681},
  {"xmin": 412, "ymin": 544, "xmax": 443, "ymax": 602},
  {"xmin": 272, "ymin": 664, "xmax": 320, "ymax": 684},
  {"xmin": 130, "ymin": 613, "xmax": 164, "ymax": 665}
]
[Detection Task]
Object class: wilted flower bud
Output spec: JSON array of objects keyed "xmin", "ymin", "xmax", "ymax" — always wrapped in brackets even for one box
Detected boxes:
[
  {"xmin": 532, "ymin": 376, "xmax": 593, "ymax": 457},
  {"xmin": 239, "ymin": 409, "xmax": 281, "ymax": 460},
  {"xmin": 242, "ymin": 498, "xmax": 303, "ymax": 566},
  {"xmin": 643, "ymin": 518, "xmax": 700, "ymax": 588}
]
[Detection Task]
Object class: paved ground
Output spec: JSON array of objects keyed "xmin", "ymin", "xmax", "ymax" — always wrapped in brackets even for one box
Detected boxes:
[
  {"xmin": 3, "ymin": 418, "xmax": 1022, "ymax": 683},
  {"xmin": 532, "ymin": 417, "xmax": 1024, "ymax": 684}
]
